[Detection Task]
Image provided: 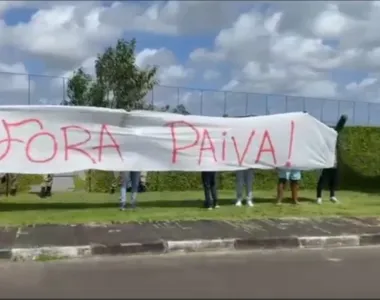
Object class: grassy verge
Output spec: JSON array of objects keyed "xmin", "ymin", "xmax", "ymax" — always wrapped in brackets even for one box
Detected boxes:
[{"xmin": 0, "ymin": 190, "xmax": 378, "ymax": 225}]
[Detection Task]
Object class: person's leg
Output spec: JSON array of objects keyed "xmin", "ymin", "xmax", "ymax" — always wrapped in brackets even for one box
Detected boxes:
[
  {"xmin": 328, "ymin": 168, "xmax": 339, "ymax": 203},
  {"xmin": 39, "ymin": 174, "xmax": 48, "ymax": 198},
  {"xmin": 209, "ymin": 172, "xmax": 219, "ymax": 208},
  {"xmin": 245, "ymin": 169, "xmax": 254, "ymax": 207},
  {"xmin": 276, "ymin": 170, "xmax": 288, "ymax": 204},
  {"xmin": 235, "ymin": 170, "xmax": 244, "ymax": 206},
  {"xmin": 316, "ymin": 169, "xmax": 326, "ymax": 204},
  {"xmin": 130, "ymin": 171, "xmax": 140, "ymax": 208},
  {"xmin": 45, "ymin": 174, "xmax": 53, "ymax": 197},
  {"xmin": 201, "ymin": 172, "xmax": 212, "ymax": 209},
  {"xmin": 140, "ymin": 171, "xmax": 147, "ymax": 192},
  {"xmin": 120, "ymin": 171, "xmax": 128, "ymax": 210},
  {"xmin": 290, "ymin": 180, "xmax": 299, "ymax": 204},
  {"xmin": 9, "ymin": 174, "xmax": 18, "ymax": 196},
  {"xmin": 290, "ymin": 170, "xmax": 301, "ymax": 204}
]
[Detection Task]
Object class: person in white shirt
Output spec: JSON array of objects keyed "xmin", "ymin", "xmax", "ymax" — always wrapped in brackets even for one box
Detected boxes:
[{"xmin": 120, "ymin": 171, "xmax": 141, "ymax": 211}]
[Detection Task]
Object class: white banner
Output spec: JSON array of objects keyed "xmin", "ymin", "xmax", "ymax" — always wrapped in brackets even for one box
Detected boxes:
[{"xmin": 0, "ymin": 105, "xmax": 337, "ymax": 174}]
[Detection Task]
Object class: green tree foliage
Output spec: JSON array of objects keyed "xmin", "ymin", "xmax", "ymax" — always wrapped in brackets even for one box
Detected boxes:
[
  {"xmin": 147, "ymin": 103, "xmax": 190, "ymax": 115},
  {"xmin": 64, "ymin": 68, "xmax": 92, "ymax": 106},
  {"xmin": 65, "ymin": 38, "xmax": 158, "ymax": 110}
]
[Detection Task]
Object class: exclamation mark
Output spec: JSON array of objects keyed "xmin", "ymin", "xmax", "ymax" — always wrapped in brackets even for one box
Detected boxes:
[{"xmin": 285, "ymin": 120, "xmax": 295, "ymax": 168}]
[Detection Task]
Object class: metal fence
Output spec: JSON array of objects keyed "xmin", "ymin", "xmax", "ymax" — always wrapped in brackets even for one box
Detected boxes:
[{"xmin": 1, "ymin": 71, "xmax": 379, "ymax": 126}]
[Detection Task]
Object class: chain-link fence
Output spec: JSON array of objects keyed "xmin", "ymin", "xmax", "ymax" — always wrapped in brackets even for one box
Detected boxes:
[{"xmin": 1, "ymin": 71, "xmax": 379, "ymax": 126}]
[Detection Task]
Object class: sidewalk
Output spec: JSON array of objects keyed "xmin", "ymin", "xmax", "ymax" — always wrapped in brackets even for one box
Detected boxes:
[{"xmin": 2, "ymin": 217, "xmax": 380, "ymax": 261}]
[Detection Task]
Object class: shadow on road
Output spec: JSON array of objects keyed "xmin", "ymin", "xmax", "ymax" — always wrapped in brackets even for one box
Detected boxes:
[{"xmin": 0, "ymin": 196, "xmax": 315, "ymax": 211}]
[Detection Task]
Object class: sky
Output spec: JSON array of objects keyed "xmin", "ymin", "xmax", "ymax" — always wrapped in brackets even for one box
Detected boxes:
[{"xmin": 0, "ymin": 0, "xmax": 380, "ymax": 126}]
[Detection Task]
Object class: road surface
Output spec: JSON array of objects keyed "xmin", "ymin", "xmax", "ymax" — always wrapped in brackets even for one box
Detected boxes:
[{"xmin": 1, "ymin": 247, "xmax": 380, "ymax": 298}]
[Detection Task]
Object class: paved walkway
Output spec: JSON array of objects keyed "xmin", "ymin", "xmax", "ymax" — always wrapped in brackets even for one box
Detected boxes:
[{"xmin": 1, "ymin": 217, "xmax": 380, "ymax": 260}]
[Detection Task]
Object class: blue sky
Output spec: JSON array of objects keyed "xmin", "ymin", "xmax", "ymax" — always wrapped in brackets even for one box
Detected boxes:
[{"xmin": 0, "ymin": 1, "xmax": 379, "ymax": 126}]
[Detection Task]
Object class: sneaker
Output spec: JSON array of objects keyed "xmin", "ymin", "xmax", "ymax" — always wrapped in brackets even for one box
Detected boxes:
[
  {"xmin": 316, "ymin": 198, "xmax": 322, "ymax": 205},
  {"xmin": 214, "ymin": 205, "xmax": 220, "ymax": 209},
  {"xmin": 330, "ymin": 197, "xmax": 339, "ymax": 203},
  {"xmin": 120, "ymin": 207, "xmax": 125, "ymax": 211},
  {"xmin": 246, "ymin": 200, "xmax": 254, "ymax": 207},
  {"xmin": 207, "ymin": 207, "xmax": 213, "ymax": 211},
  {"xmin": 235, "ymin": 200, "xmax": 242, "ymax": 207}
]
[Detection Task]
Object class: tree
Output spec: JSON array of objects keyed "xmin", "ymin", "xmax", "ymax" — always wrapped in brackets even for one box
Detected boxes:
[
  {"xmin": 171, "ymin": 104, "xmax": 190, "ymax": 115},
  {"xmin": 65, "ymin": 38, "xmax": 158, "ymax": 110},
  {"xmin": 64, "ymin": 68, "xmax": 92, "ymax": 106}
]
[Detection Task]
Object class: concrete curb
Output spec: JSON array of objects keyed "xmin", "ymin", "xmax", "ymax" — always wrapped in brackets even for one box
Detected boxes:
[{"xmin": 5, "ymin": 233, "xmax": 380, "ymax": 261}]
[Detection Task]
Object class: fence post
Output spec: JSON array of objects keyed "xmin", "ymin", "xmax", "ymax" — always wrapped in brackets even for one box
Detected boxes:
[
  {"xmin": 223, "ymin": 92, "xmax": 227, "ymax": 116},
  {"xmin": 337, "ymin": 99, "xmax": 341, "ymax": 119},
  {"xmin": 265, "ymin": 95, "xmax": 269, "ymax": 115},
  {"xmin": 62, "ymin": 77, "xmax": 66, "ymax": 105},
  {"xmin": 177, "ymin": 87, "xmax": 180, "ymax": 106},
  {"xmin": 320, "ymin": 99, "xmax": 324, "ymax": 122},
  {"xmin": 151, "ymin": 86, "xmax": 154, "ymax": 107},
  {"xmin": 88, "ymin": 170, "xmax": 92, "ymax": 193},
  {"xmin": 5, "ymin": 173, "xmax": 9, "ymax": 197},
  {"xmin": 27, "ymin": 74, "xmax": 31, "ymax": 105},
  {"xmin": 367, "ymin": 102, "xmax": 371, "ymax": 126},
  {"xmin": 285, "ymin": 96, "xmax": 288, "ymax": 112},
  {"xmin": 245, "ymin": 93, "xmax": 249, "ymax": 116},
  {"xmin": 200, "ymin": 90, "xmax": 203, "ymax": 115}
]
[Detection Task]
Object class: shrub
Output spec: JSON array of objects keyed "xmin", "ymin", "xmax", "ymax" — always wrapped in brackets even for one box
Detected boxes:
[{"xmin": 0, "ymin": 174, "xmax": 43, "ymax": 193}]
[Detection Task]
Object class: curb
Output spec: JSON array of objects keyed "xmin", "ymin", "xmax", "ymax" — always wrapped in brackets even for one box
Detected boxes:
[{"xmin": 5, "ymin": 233, "xmax": 380, "ymax": 261}]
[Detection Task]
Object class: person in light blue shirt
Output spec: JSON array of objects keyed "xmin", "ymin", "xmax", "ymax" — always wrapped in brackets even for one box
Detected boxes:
[
  {"xmin": 276, "ymin": 169, "xmax": 301, "ymax": 205},
  {"xmin": 120, "ymin": 171, "xmax": 141, "ymax": 211},
  {"xmin": 235, "ymin": 169, "xmax": 254, "ymax": 207}
]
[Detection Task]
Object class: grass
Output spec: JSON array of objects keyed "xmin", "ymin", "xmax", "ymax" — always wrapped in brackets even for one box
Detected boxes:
[
  {"xmin": 34, "ymin": 254, "xmax": 67, "ymax": 262},
  {"xmin": 0, "ymin": 190, "xmax": 379, "ymax": 225}
]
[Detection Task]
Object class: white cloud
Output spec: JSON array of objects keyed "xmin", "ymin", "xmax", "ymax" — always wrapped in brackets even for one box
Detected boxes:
[
  {"xmin": 189, "ymin": 48, "xmax": 225, "ymax": 63},
  {"xmin": 203, "ymin": 69, "xmax": 220, "ymax": 81},
  {"xmin": 312, "ymin": 4, "xmax": 351, "ymax": 39},
  {"xmin": 187, "ymin": 1, "xmax": 380, "ymax": 108},
  {"xmin": 159, "ymin": 65, "xmax": 194, "ymax": 85},
  {"xmin": 136, "ymin": 48, "xmax": 177, "ymax": 69},
  {"xmin": 135, "ymin": 47, "xmax": 193, "ymax": 86},
  {"xmin": 346, "ymin": 77, "xmax": 378, "ymax": 91},
  {"xmin": 3, "ymin": 1, "xmax": 380, "ymax": 125},
  {"xmin": 7, "ymin": 2, "xmax": 119, "ymax": 71}
]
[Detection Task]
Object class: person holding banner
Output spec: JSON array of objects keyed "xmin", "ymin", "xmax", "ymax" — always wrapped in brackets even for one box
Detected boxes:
[
  {"xmin": 0, "ymin": 173, "xmax": 18, "ymax": 196},
  {"xmin": 39, "ymin": 174, "xmax": 53, "ymax": 198},
  {"xmin": 316, "ymin": 114, "xmax": 347, "ymax": 204},
  {"xmin": 120, "ymin": 171, "xmax": 141, "ymax": 211},
  {"xmin": 235, "ymin": 169, "xmax": 254, "ymax": 207},
  {"xmin": 276, "ymin": 169, "xmax": 301, "ymax": 205},
  {"xmin": 201, "ymin": 171, "xmax": 219, "ymax": 210}
]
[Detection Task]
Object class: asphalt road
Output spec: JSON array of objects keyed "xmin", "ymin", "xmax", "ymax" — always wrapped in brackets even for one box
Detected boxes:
[{"xmin": 1, "ymin": 247, "xmax": 380, "ymax": 298}]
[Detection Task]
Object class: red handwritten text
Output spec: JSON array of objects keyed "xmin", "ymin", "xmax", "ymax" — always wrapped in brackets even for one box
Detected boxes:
[
  {"xmin": 166, "ymin": 120, "xmax": 296, "ymax": 166},
  {"xmin": 0, "ymin": 118, "xmax": 122, "ymax": 164}
]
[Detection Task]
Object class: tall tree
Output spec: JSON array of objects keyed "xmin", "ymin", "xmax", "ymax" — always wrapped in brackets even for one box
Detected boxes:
[
  {"xmin": 64, "ymin": 68, "xmax": 92, "ymax": 106},
  {"xmin": 66, "ymin": 38, "xmax": 158, "ymax": 110}
]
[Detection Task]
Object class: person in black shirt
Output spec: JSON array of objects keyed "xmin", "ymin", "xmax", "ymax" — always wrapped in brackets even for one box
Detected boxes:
[
  {"xmin": 201, "ymin": 171, "xmax": 219, "ymax": 210},
  {"xmin": 316, "ymin": 115, "xmax": 347, "ymax": 204}
]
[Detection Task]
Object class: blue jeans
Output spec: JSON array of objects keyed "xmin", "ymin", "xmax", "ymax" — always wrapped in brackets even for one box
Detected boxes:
[
  {"xmin": 201, "ymin": 172, "xmax": 218, "ymax": 208},
  {"xmin": 120, "ymin": 171, "xmax": 140, "ymax": 208},
  {"xmin": 235, "ymin": 169, "xmax": 254, "ymax": 202},
  {"xmin": 278, "ymin": 169, "xmax": 302, "ymax": 181}
]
